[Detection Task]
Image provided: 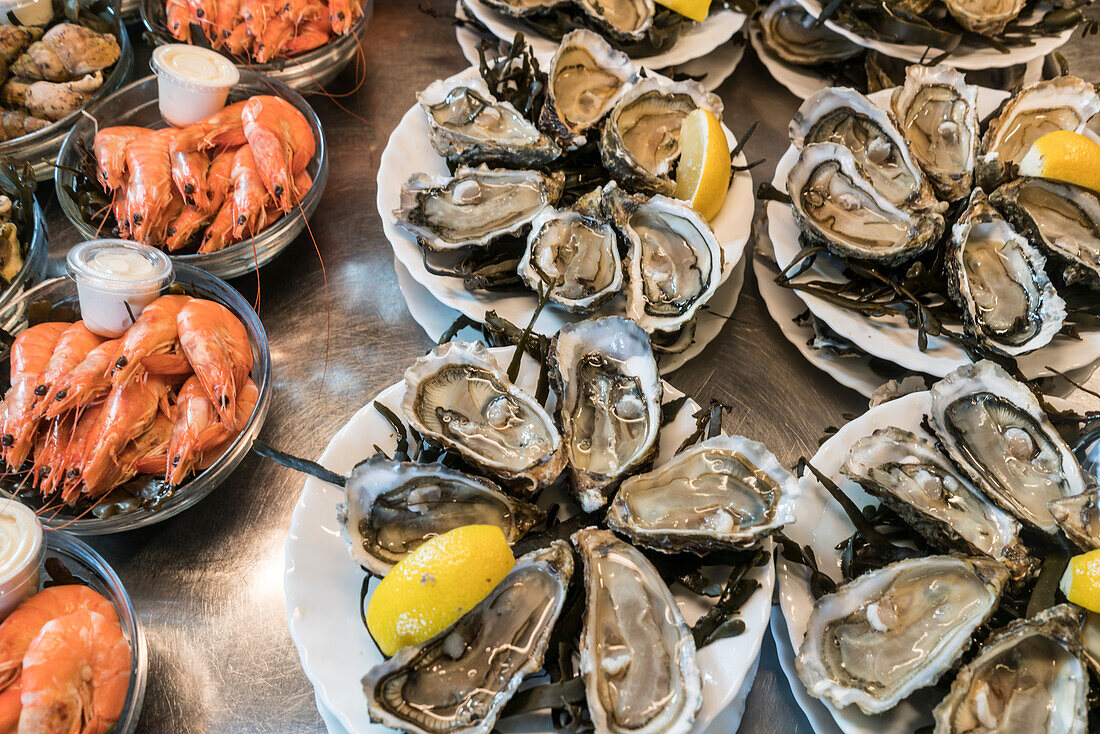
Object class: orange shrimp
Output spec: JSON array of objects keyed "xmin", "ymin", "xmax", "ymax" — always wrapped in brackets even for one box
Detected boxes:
[
  {"xmin": 239, "ymin": 0, "xmax": 271, "ymax": 41},
  {"xmin": 58, "ymin": 404, "xmax": 103, "ymax": 505},
  {"xmin": 176, "ymin": 299, "xmax": 252, "ymax": 430},
  {"xmin": 3, "ymin": 323, "xmax": 68, "ymax": 469},
  {"xmin": 125, "ymin": 130, "xmax": 175, "ymax": 245},
  {"xmin": 199, "ymin": 199, "xmax": 236, "ymax": 253},
  {"xmin": 111, "ymin": 184, "xmax": 131, "ymax": 239},
  {"xmin": 173, "ymin": 100, "xmax": 248, "ymax": 153},
  {"xmin": 253, "ymin": 13, "xmax": 294, "ymax": 63},
  {"xmin": 9, "ymin": 323, "xmax": 68, "ymax": 381},
  {"xmin": 43, "ymin": 339, "xmax": 117, "ymax": 419},
  {"xmin": 165, "ymin": 376, "xmax": 218, "ymax": 485},
  {"xmin": 0, "ymin": 677, "xmax": 19, "ymax": 732},
  {"xmin": 166, "ymin": 0, "xmax": 192, "ymax": 42},
  {"xmin": 185, "ymin": 0, "xmax": 219, "ymax": 39},
  {"xmin": 165, "ymin": 207, "xmax": 209, "ymax": 252},
  {"xmin": 285, "ymin": 17, "xmax": 332, "ymax": 55},
  {"xmin": 80, "ymin": 375, "xmax": 171, "ymax": 496},
  {"xmin": 30, "ymin": 416, "xmax": 72, "ymax": 495},
  {"xmin": 0, "ymin": 585, "xmax": 118, "ymax": 691},
  {"xmin": 226, "ymin": 145, "xmax": 269, "ymax": 240},
  {"xmin": 108, "ymin": 295, "xmax": 189, "ymax": 386},
  {"xmin": 196, "ymin": 377, "xmax": 258, "ymax": 472},
  {"xmin": 18, "ymin": 610, "xmax": 130, "ymax": 734},
  {"xmin": 328, "ymin": 0, "xmax": 361, "ymax": 35},
  {"xmin": 93, "ymin": 127, "xmax": 147, "ymax": 192},
  {"xmin": 223, "ymin": 22, "xmax": 251, "ymax": 55},
  {"xmin": 204, "ymin": 147, "xmax": 237, "ymax": 212},
  {"xmin": 33, "ymin": 322, "xmax": 104, "ymax": 405},
  {"xmin": 280, "ymin": 0, "xmax": 322, "ymax": 25},
  {"xmin": 241, "ymin": 96, "xmax": 315, "ymax": 212},
  {"xmin": 170, "ymin": 149, "xmax": 210, "ymax": 210},
  {"xmin": 210, "ymin": 0, "xmax": 241, "ymax": 46},
  {"xmin": 88, "ymin": 413, "xmax": 174, "ymax": 494}
]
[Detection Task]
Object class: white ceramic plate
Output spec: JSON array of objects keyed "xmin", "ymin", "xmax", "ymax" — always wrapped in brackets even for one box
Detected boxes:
[
  {"xmin": 769, "ymin": 613, "xmax": 845, "ymax": 734},
  {"xmin": 378, "ymin": 68, "xmax": 754, "ymax": 354},
  {"xmin": 285, "ymin": 347, "xmax": 776, "ymax": 734},
  {"xmin": 455, "ymin": 3, "xmax": 747, "ymax": 92},
  {"xmin": 464, "ymin": 0, "xmax": 746, "ymax": 67},
  {"xmin": 767, "ymin": 87, "xmax": 1100, "ymax": 379},
  {"xmin": 790, "ymin": 0, "xmax": 1074, "ymax": 69}
]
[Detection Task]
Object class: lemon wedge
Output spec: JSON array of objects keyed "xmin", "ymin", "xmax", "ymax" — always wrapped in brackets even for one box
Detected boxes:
[
  {"xmin": 674, "ymin": 108, "xmax": 731, "ymax": 221},
  {"xmin": 1019, "ymin": 130, "xmax": 1100, "ymax": 194},
  {"xmin": 366, "ymin": 525, "xmax": 515, "ymax": 656},
  {"xmin": 655, "ymin": 0, "xmax": 712, "ymax": 21},
  {"xmin": 1060, "ymin": 548, "xmax": 1100, "ymax": 613}
]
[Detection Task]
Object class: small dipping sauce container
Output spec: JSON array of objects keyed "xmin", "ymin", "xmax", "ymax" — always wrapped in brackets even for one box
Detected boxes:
[
  {"xmin": 151, "ymin": 44, "xmax": 240, "ymax": 127},
  {"xmin": 66, "ymin": 240, "xmax": 173, "ymax": 338},
  {"xmin": 0, "ymin": 501, "xmax": 44, "ymax": 622},
  {"xmin": 4, "ymin": 0, "xmax": 53, "ymax": 27}
]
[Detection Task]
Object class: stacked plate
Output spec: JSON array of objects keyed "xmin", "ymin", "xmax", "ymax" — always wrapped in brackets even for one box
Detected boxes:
[{"xmin": 454, "ymin": 0, "xmax": 749, "ymax": 90}]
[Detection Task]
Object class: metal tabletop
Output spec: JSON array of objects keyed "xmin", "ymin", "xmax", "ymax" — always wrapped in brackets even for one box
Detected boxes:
[{"xmin": 36, "ymin": 2, "xmax": 1100, "ymax": 731}]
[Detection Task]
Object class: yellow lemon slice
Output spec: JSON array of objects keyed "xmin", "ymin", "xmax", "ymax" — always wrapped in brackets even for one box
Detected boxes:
[
  {"xmin": 1060, "ymin": 548, "xmax": 1100, "ymax": 613},
  {"xmin": 674, "ymin": 108, "xmax": 731, "ymax": 221},
  {"xmin": 366, "ymin": 524, "xmax": 515, "ymax": 656},
  {"xmin": 655, "ymin": 0, "xmax": 712, "ymax": 21},
  {"xmin": 1019, "ymin": 130, "xmax": 1100, "ymax": 194}
]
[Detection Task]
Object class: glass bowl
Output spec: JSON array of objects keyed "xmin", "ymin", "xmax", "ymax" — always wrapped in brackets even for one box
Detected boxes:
[
  {"xmin": 55, "ymin": 70, "xmax": 328, "ymax": 279},
  {"xmin": 119, "ymin": 0, "xmax": 141, "ymax": 21},
  {"xmin": 0, "ymin": 172, "xmax": 48, "ymax": 317},
  {"xmin": 40, "ymin": 528, "xmax": 148, "ymax": 732},
  {"xmin": 0, "ymin": 262, "xmax": 272, "ymax": 534},
  {"xmin": 141, "ymin": 0, "xmax": 372, "ymax": 93},
  {"xmin": 0, "ymin": 5, "xmax": 134, "ymax": 181}
]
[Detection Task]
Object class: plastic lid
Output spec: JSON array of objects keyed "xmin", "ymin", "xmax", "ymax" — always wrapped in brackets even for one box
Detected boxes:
[
  {"xmin": 0, "ymin": 0, "xmax": 43, "ymax": 12},
  {"xmin": 151, "ymin": 44, "xmax": 240, "ymax": 92},
  {"xmin": 66, "ymin": 239, "xmax": 174, "ymax": 293}
]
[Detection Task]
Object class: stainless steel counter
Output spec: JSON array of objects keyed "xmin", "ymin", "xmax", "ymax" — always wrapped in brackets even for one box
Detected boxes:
[{"xmin": 36, "ymin": 2, "xmax": 1100, "ymax": 731}]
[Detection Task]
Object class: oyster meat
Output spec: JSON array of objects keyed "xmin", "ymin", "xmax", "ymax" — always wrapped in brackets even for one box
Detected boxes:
[
  {"xmin": 402, "ymin": 341, "xmax": 566, "ymax": 496},
  {"xmin": 550, "ymin": 317, "xmax": 662, "ymax": 511},
  {"xmin": 757, "ymin": 0, "xmax": 862, "ymax": 66},
  {"xmin": 363, "ymin": 541, "xmax": 574, "ymax": 734},
  {"xmin": 539, "ymin": 29, "xmax": 637, "ymax": 149},
  {"xmin": 606, "ymin": 434, "xmax": 799, "ymax": 553},
  {"xmin": 395, "ymin": 166, "xmax": 564, "ymax": 250},
  {"xmin": 941, "ymin": 0, "xmax": 1025, "ymax": 35},
  {"xmin": 947, "ymin": 189, "xmax": 1065, "ymax": 357},
  {"xmin": 418, "ymin": 71, "xmax": 561, "ymax": 168},
  {"xmin": 600, "ymin": 76, "xmax": 723, "ymax": 196},
  {"xmin": 890, "ymin": 65, "xmax": 978, "ymax": 202},
  {"xmin": 480, "ymin": 0, "xmax": 571, "ymax": 15},
  {"xmin": 577, "ymin": 0, "xmax": 655, "ymax": 42},
  {"xmin": 602, "ymin": 182, "xmax": 724, "ymax": 333},
  {"xmin": 517, "ymin": 207, "xmax": 622, "ymax": 312},
  {"xmin": 796, "ymin": 555, "xmax": 1009, "ymax": 714},
  {"xmin": 786, "ymin": 142, "xmax": 944, "ymax": 263},
  {"xmin": 981, "ymin": 76, "xmax": 1100, "ymax": 169},
  {"xmin": 1049, "ymin": 490, "xmax": 1100, "ymax": 551},
  {"xmin": 842, "ymin": 427, "xmax": 1032, "ymax": 579},
  {"xmin": 337, "ymin": 455, "xmax": 544, "ymax": 575},
  {"xmin": 929, "ymin": 360, "xmax": 1087, "ymax": 535},
  {"xmin": 932, "ymin": 604, "xmax": 1088, "ymax": 734},
  {"xmin": 790, "ymin": 87, "xmax": 941, "ymax": 212},
  {"xmin": 990, "ymin": 177, "xmax": 1100, "ymax": 287},
  {"xmin": 573, "ymin": 527, "xmax": 702, "ymax": 734}
]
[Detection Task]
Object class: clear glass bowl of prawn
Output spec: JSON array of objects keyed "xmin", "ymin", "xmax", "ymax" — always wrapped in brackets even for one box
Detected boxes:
[
  {"xmin": 55, "ymin": 70, "xmax": 328, "ymax": 280},
  {"xmin": 140, "ymin": 0, "xmax": 372, "ymax": 93},
  {"xmin": 0, "ymin": 263, "xmax": 272, "ymax": 534}
]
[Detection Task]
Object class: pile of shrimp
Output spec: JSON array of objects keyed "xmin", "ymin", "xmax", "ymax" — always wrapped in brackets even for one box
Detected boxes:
[
  {"xmin": 0, "ymin": 585, "xmax": 131, "ymax": 733},
  {"xmin": 166, "ymin": 0, "xmax": 363, "ymax": 62},
  {"xmin": 93, "ymin": 94, "xmax": 316, "ymax": 253},
  {"xmin": 0, "ymin": 295, "xmax": 257, "ymax": 507}
]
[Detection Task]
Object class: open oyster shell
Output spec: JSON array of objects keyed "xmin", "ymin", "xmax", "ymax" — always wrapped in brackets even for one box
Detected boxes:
[
  {"xmin": 599, "ymin": 75, "xmax": 723, "ymax": 196},
  {"xmin": 480, "ymin": 0, "xmax": 572, "ymax": 16},
  {"xmin": 539, "ymin": 29, "xmax": 637, "ymax": 150},
  {"xmin": 606, "ymin": 433, "xmax": 799, "ymax": 553},
  {"xmin": 796, "ymin": 555, "xmax": 1009, "ymax": 715},
  {"xmin": 932, "ymin": 604, "xmax": 1089, "ymax": 733},
  {"xmin": 941, "ymin": 0, "xmax": 1025, "ymax": 35},
  {"xmin": 757, "ymin": 0, "xmax": 862, "ymax": 66},
  {"xmin": 787, "ymin": 142, "xmax": 944, "ymax": 263},
  {"xmin": 1049, "ymin": 490, "xmax": 1100, "ymax": 551},
  {"xmin": 417, "ymin": 70, "xmax": 561, "ymax": 168},
  {"xmin": 946, "ymin": 190, "xmax": 1065, "ymax": 357},
  {"xmin": 336, "ymin": 455, "xmax": 544, "ymax": 575},
  {"xmin": 789, "ymin": 87, "xmax": 941, "ymax": 212},
  {"xmin": 550, "ymin": 317, "xmax": 662, "ymax": 511},
  {"xmin": 395, "ymin": 166, "xmax": 564, "ymax": 251},
  {"xmin": 990, "ymin": 177, "xmax": 1100, "ymax": 288},
  {"xmin": 577, "ymin": 0, "xmax": 655, "ymax": 42},
  {"xmin": 363, "ymin": 541, "xmax": 574, "ymax": 734},
  {"xmin": 518, "ymin": 206, "xmax": 622, "ymax": 312},
  {"xmin": 401, "ymin": 341, "xmax": 566, "ymax": 497},
  {"xmin": 929, "ymin": 360, "xmax": 1086, "ymax": 535},
  {"xmin": 890, "ymin": 65, "xmax": 978, "ymax": 202},
  {"xmin": 573, "ymin": 527, "xmax": 702, "ymax": 734},
  {"xmin": 842, "ymin": 427, "xmax": 1033, "ymax": 580}
]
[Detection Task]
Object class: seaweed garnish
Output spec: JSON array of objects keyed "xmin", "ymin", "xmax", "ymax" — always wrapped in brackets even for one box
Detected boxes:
[
  {"xmin": 676, "ymin": 400, "xmax": 730, "ymax": 454},
  {"xmin": 691, "ymin": 548, "xmax": 766, "ymax": 647},
  {"xmin": 774, "ymin": 532, "xmax": 837, "ymax": 599}
]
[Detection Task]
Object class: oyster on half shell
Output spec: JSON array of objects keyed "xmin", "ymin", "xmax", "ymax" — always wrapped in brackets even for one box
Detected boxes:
[
  {"xmin": 941, "ymin": 0, "xmax": 1025, "ymax": 35},
  {"xmin": 550, "ymin": 317, "xmax": 662, "ymax": 512},
  {"xmin": 757, "ymin": 0, "xmax": 862, "ymax": 66},
  {"xmin": 517, "ymin": 206, "xmax": 622, "ymax": 312},
  {"xmin": 606, "ymin": 434, "xmax": 800, "ymax": 553},
  {"xmin": 480, "ymin": 0, "xmax": 571, "ymax": 15},
  {"xmin": 337, "ymin": 455, "xmax": 544, "ymax": 575},
  {"xmin": 577, "ymin": 0, "xmax": 656, "ymax": 42},
  {"xmin": 929, "ymin": 360, "xmax": 1087, "ymax": 535},
  {"xmin": 842, "ymin": 427, "xmax": 1033, "ymax": 580},
  {"xmin": 573, "ymin": 527, "xmax": 702, "ymax": 734},
  {"xmin": 1050, "ymin": 490, "xmax": 1100, "ymax": 551},
  {"xmin": 796, "ymin": 555, "xmax": 1009, "ymax": 714},
  {"xmin": 363, "ymin": 541, "xmax": 574, "ymax": 734},
  {"xmin": 402, "ymin": 341, "xmax": 566, "ymax": 497},
  {"xmin": 946, "ymin": 189, "xmax": 1065, "ymax": 357},
  {"xmin": 932, "ymin": 604, "xmax": 1089, "ymax": 734}
]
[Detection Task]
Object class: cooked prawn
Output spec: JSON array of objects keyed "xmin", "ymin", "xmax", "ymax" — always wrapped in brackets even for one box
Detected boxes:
[
  {"xmin": 241, "ymin": 95, "xmax": 315, "ymax": 212},
  {"xmin": 173, "ymin": 100, "xmax": 248, "ymax": 153},
  {"xmin": 108, "ymin": 295, "xmax": 190, "ymax": 385},
  {"xmin": 33, "ymin": 322, "xmax": 104, "ymax": 405},
  {"xmin": 166, "ymin": 376, "xmax": 218, "ymax": 485},
  {"xmin": 176, "ymin": 299, "xmax": 253, "ymax": 429},
  {"xmin": 125, "ymin": 129, "xmax": 175, "ymax": 245},
  {"xmin": 328, "ymin": 0, "xmax": 361, "ymax": 35},
  {"xmin": 93, "ymin": 126, "xmax": 146, "ymax": 192},
  {"xmin": 196, "ymin": 378, "xmax": 258, "ymax": 473},
  {"xmin": 226, "ymin": 144, "xmax": 269, "ymax": 240},
  {"xmin": 171, "ymin": 148, "xmax": 210, "ymax": 210},
  {"xmin": 166, "ymin": 0, "xmax": 192, "ymax": 42},
  {"xmin": 42, "ymin": 339, "xmax": 117, "ymax": 419},
  {"xmin": 58, "ymin": 404, "xmax": 103, "ymax": 505},
  {"xmin": 80, "ymin": 375, "xmax": 171, "ymax": 496},
  {"xmin": 9, "ymin": 324, "xmax": 68, "ymax": 381}
]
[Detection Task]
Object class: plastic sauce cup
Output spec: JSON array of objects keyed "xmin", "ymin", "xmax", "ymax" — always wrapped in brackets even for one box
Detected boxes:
[
  {"xmin": 66, "ymin": 240, "xmax": 174, "ymax": 338},
  {"xmin": 151, "ymin": 44, "xmax": 240, "ymax": 127},
  {"xmin": 11, "ymin": 0, "xmax": 53, "ymax": 26},
  {"xmin": 0, "ymin": 501, "xmax": 44, "ymax": 622}
]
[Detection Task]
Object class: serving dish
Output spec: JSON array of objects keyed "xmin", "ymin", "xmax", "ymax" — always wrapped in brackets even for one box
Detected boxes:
[
  {"xmin": 55, "ymin": 71, "xmax": 328, "ymax": 279},
  {"xmin": 0, "ymin": 263, "xmax": 271, "ymax": 534},
  {"xmin": 0, "ymin": 165, "xmax": 48, "ymax": 319}
]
